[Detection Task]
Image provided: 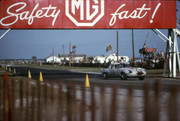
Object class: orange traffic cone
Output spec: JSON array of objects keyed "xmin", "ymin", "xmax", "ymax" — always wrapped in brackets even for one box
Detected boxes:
[
  {"xmin": 28, "ymin": 70, "xmax": 32, "ymax": 79},
  {"xmin": 39, "ymin": 72, "xmax": 43, "ymax": 82},
  {"xmin": 9, "ymin": 68, "xmax": 11, "ymax": 72},
  {"xmin": 85, "ymin": 74, "xmax": 90, "ymax": 88},
  {"xmin": 13, "ymin": 68, "xmax": 16, "ymax": 74}
]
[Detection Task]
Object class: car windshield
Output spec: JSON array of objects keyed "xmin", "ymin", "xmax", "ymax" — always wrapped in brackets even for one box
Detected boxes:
[
  {"xmin": 123, "ymin": 64, "xmax": 130, "ymax": 68},
  {"xmin": 116, "ymin": 64, "xmax": 130, "ymax": 68}
]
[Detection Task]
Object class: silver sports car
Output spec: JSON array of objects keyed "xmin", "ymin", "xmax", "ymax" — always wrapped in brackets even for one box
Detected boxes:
[{"xmin": 102, "ymin": 63, "xmax": 147, "ymax": 80}]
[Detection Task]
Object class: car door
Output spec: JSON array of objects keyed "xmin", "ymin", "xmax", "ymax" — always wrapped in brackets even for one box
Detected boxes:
[
  {"xmin": 114, "ymin": 64, "xmax": 122, "ymax": 76},
  {"xmin": 109, "ymin": 64, "xmax": 115, "ymax": 76}
]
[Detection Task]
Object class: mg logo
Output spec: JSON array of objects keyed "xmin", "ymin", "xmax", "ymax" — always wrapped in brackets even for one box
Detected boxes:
[{"xmin": 65, "ymin": 0, "xmax": 104, "ymax": 26}]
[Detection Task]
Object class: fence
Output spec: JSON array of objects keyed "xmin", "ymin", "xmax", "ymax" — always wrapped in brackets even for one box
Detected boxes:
[{"xmin": 0, "ymin": 74, "xmax": 180, "ymax": 121}]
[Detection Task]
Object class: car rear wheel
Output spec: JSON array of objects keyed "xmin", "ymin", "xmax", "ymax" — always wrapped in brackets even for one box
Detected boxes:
[
  {"xmin": 103, "ymin": 73, "xmax": 109, "ymax": 79},
  {"xmin": 138, "ymin": 76, "xmax": 145, "ymax": 80},
  {"xmin": 121, "ymin": 73, "xmax": 127, "ymax": 80}
]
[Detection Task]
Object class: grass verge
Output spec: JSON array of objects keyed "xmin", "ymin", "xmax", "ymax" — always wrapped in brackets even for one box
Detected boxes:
[{"xmin": 19, "ymin": 63, "xmax": 103, "ymax": 73}]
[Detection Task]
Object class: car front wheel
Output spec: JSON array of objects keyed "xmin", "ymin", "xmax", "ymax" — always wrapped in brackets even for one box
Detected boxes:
[
  {"xmin": 103, "ymin": 73, "xmax": 109, "ymax": 79},
  {"xmin": 138, "ymin": 76, "xmax": 145, "ymax": 80},
  {"xmin": 121, "ymin": 73, "xmax": 127, "ymax": 80}
]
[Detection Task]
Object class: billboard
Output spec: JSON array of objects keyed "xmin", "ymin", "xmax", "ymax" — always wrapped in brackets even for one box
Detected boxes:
[{"xmin": 0, "ymin": 0, "xmax": 176, "ymax": 29}]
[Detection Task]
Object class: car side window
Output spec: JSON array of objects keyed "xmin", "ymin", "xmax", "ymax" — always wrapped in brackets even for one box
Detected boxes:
[
  {"xmin": 111, "ymin": 64, "xmax": 115, "ymax": 69},
  {"xmin": 119, "ymin": 64, "xmax": 122, "ymax": 68},
  {"xmin": 115, "ymin": 65, "xmax": 119, "ymax": 69}
]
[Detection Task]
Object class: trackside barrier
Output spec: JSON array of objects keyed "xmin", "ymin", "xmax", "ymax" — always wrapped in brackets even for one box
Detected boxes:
[{"xmin": 0, "ymin": 75, "xmax": 180, "ymax": 121}]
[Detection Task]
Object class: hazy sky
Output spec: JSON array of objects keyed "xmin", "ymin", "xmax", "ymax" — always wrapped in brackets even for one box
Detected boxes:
[
  {"xmin": 0, "ymin": 29, "xmax": 175, "ymax": 59},
  {"xmin": 0, "ymin": 1, "xmax": 180, "ymax": 59}
]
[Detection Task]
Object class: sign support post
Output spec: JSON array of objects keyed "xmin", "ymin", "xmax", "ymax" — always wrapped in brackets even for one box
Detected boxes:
[
  {"xmin": 168, "ymin": 29, "xmax": 172, "ymax": 77},
  {"xmin": 173, "ymin": 34, "xmax": 177, "ymax": 78},
  {"xmin": 0, "ymin": 29, "xmax": 10, "ymax": 40}
]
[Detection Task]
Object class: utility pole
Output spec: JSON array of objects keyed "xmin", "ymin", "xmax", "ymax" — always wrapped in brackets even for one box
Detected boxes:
[
  {"xmin": 132, "ymin": 29, "xmax": 135, "ymax": 66},
  {"xmin": 62, "ymin": 45, "xmax": 65, "ymax": 58},
  {"xmin": 117, "ymin": 31, "xmax": 119, "ymax": 62},
  {"xmin": 69, "ymin": 41, "xmax": 71, "ymax": 67},
  {"xmin": 52, "ymin": 47, "xmax": 54, "ymax": 65}
]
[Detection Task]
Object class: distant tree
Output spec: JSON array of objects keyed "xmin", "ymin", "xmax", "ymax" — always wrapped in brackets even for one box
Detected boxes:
[{"xmin": 32, "ymin": 56, "xmax": 37, "ymax": 61}]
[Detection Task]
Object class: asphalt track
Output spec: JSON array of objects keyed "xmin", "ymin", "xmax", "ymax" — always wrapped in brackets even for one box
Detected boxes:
[
  {"xmin": 10, "ymin": 65, "xmax": 100, "ymax": 80},
  {"xmin": 9, "ymin": 66, "xmax": 180, "ymax": 89}
]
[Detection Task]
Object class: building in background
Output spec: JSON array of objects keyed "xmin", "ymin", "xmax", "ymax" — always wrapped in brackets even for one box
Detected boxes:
[
  {"xmin": 46, "ymin": 56, "xmax": 61, "ymax": 63},
  {"xmin": 59, "ymin": 54, "xmax": 86, "ymax": 63}
]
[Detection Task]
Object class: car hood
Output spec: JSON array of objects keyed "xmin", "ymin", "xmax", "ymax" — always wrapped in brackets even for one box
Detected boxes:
[{"xmin": 121, "ymin": 67, "xmax": 145, "ymax": 71}]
